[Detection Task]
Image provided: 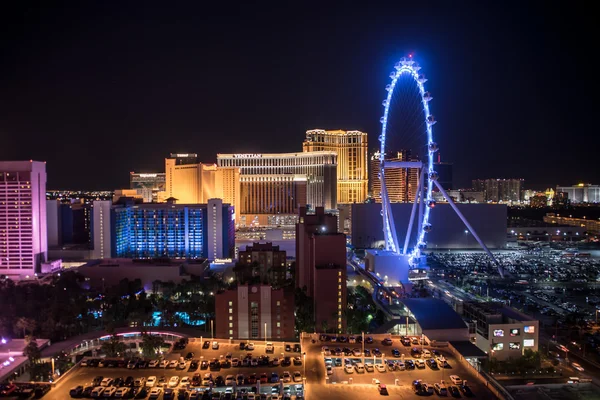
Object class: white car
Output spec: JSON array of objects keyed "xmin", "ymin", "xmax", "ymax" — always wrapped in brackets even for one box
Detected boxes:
[
  {"xmin": 177, "ymin": 360, "xmax": 187, "ymax": 369},
  {"xmin": 422, "ymin": 383, "xmax": 434, "ymax": 394},
  {"xmin": 282, "ymin": 371, "xmax": 292, "ymax": 382},
  {"xmin": 146, "ymin": 376, "xmax": 157, "ymax": 387},
  {"xmin": 180, "ymin": 376, "xmax": 190, "ymax": 387},
  {"xmin": 322, "ymin": 346, "xmax": 331, "ymax": 356},
  {"xmin": 572, "ymin": 362, "xmax": 585, "ymax": 372},
  {"xmin": 100, "ymin": 378, "xmax": 113, "ymax": 387},
  {"xmin": 449, "ymin": 375, "xmax": 462, "ymax": 385},
  {"xmin": 148, "ymin": 359, "xmax": 160, "ymax": 368},
  {"xmin": 202, "ymin": 373, "xmax": 212, "ymax": 386},
  {"xmin": 232, "ymin": 358, "xmax": 240, "ymax": 367},
  {"xmin": 272, "ymin": 358, "xmax": 280, "ymax": 366},
  {"xmin": 225, "ymin": 375, "xmax": 236, "ymax": 386},
  {"xmin": 293, "ymin": 371, "xmax": 302, "ymax": 382},
  {"xmin": 375, "ymin": 364, "xmax": 386, "ymax": 372},
  {"xmin": 266, "ymin": 342, "xmax": 274, "ymax": 352},
  {"xmin": 246, "ymin": 342, "xmax": 255, "ymax": 350},
  {"xmin": 212, "ymin": 341, "xmax": 219, "ymax": 350},
  {"xmin": 148, "ymin": 388, "xmax": 162, "ymax": 400},
  {"xmin": 326, "ymin": 366, "xmax": 333, "ymax": 375},
  {"xmin": 344, "ymin": 365, "xmax": 354, "ymax": 374},
  {"xmin": 168, "ymin": 376, "xmax": 180, "ymax": 387},
  {"xmin": 103, "ymin": 387, "xmax": 117, "ymax": 397},
  {"xmin": 168, "ymin": 360, "xmax": 178, "ymax": 368},
  {"xmin": 90, "ymin": 387, "xmax": 104, "ymax": 398},
  {"xmin": 159, "ymin": 359, "xmax": 169, "ymax": 368}
]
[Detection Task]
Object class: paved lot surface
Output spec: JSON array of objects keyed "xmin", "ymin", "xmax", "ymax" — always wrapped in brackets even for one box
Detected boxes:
[
  {"xmin": 301, "ymin": 334, "xmax": 499, "ymax": 400},
  {"xmin": 46, "ymin": 339, "xmax": 305, "ymax": 399}
]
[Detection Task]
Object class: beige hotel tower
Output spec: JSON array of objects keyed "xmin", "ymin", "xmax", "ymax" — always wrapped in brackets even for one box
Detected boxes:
[{"xmin": 303, "ymin": 129, "xmax": 368, "ymax": 203}]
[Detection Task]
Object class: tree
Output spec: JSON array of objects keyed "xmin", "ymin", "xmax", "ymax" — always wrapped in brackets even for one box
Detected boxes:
[
  {"xmin": 100, "ymin": 334, "xmax": 127, "ymax": 357},
  {"xmin": 140, "ymin": 333, "xmax": 166, "ymax": 358},
  {"xmin": 15, "ymin": 317, "xmax": 37, "ymax": 338},
  {"xmin": 23, "ymin": 336, "xmax": 41, "ymax": 365}
]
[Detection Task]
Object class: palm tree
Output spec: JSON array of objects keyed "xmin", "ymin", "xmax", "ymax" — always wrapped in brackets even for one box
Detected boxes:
[
  {"xmin": 100, "ymin": 334, "xmax": 127, "ymax": 357},
  {"xmin": 140, "ymin": 332, "xmax": 166, "ymax": 359}
]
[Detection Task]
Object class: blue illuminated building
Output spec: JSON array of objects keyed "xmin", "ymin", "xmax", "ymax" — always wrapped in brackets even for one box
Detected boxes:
[{"xmin": 105, "ymin": 198, "xmax": 234, "ymax": 259}]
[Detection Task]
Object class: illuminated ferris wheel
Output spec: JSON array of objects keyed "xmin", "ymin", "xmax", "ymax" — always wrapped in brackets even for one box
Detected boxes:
[{"xmin": 378, "ymin": 55, "xmax": 503, "ymax": 277}]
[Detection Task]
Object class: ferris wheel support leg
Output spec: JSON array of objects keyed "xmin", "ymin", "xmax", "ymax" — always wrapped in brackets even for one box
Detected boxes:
[
  {"xmin": 417, "ymin": 166, "xmax": 426, "ymax": 245},
  {"xmin": 381, "ymin": 168, "xmax": 400, "ymax": 253},
  {"xmin": 432, "ymin": 180, "xmax": 505, "ymax": 278},
  {"xmin": 403, "ymin": 167, "xmax": 426, "ymax": 255}
]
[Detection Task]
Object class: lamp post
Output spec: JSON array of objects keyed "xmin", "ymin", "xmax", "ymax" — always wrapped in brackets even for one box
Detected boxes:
[
  {"xmin": 361, "ymin": 332, "xmax": 365, "ymax": 365},
  {"xmin": 51, "ymin": 358, "xmax": 55, "ymax": 376},
  {"xmin": 303, "ymin": 352, "xmax": 306, "ymax": 378},
  {"xmin": 210, "ymin": 320, "xmax": 214, "ymax": 339},
  {"xmin": 200, "ymin": 335, "xmax": 203, "ymax": 358},
  {"xmin": 264, "ymin": 323, "xmax": 267, "ymax": 345}
]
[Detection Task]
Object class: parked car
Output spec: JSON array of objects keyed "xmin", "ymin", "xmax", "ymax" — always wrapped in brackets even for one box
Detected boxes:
[
  {"xmin": 168, "ymin": 376, "xmax": 180, "ymax": 388},
  {"xmin": 449, "ymin": 375, "xmax": 462, "ymax": 385},
  {"xmin": 203, "ymin": 341, "xmax": 210, "ymax": 349}
]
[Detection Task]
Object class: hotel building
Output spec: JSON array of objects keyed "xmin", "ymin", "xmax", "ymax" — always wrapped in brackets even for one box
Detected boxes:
[
  {"xmin": 92, "ymin": 198, "xmax": 235, "ymax": 260},
  {"xmin": 217, "ymin": 152, "xmax": 337, "ymax": 226},
  {"xmin": 130, "ymin": 172, "xmax": 166, "ymax": 203},
  {"xmin": 370, "ymin": 150, "xmax": 420, "ymax": 203},
  {"xmin": 215, "ymin": 284, "xmax": 295, "ymax": 340},
  {"xmin": 0, "ymin": 161, "xmax": 47, "ymax": 279},
  {"xmin": 556, "ymin": 183, "xmax": 600, "ymax": 203},
  {"xmin": 303, "ymin": 129, "xmax": 368, "ymax": 204},
  {"xmin": 295, "ymin": 206, "xmax": 347, "ymax": 333},
  {"xmin": 165, "ymin": 153, "xmax": 241, "ymax": 222}
]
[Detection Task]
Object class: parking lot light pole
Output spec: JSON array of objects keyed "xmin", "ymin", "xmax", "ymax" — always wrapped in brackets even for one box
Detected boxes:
[
  {"xmin": 200, "ymin": 335, "xmax": 203, "ymax": 358},
  {"xmin": 303, "ymin": 352, "xmax": 306, "ymax": 378},
  {"xmin": 264, "ymin": 323, "xmax": 267, "ymax": 345},
  {"xmin": 362, "ymin": 332, "xmax": 365, "ymax": 364}
]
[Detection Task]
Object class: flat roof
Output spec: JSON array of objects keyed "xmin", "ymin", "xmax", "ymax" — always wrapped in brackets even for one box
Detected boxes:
[
  {"xmin": 401, "ymin": 298, "xmax": 467, "ymax": 331},
  {"xmin": 450, "ymin": 341, "xmax": 488, "ymax": 358}
]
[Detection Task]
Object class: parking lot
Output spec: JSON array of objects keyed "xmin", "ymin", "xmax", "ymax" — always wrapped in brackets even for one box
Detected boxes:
[
  {"xmin": 48, "ymin": 338, "xmax": 305, "ymax": 400},
  {"xmin": 301, "ymin": 334, "xmax": 497, "ymax": 399}
]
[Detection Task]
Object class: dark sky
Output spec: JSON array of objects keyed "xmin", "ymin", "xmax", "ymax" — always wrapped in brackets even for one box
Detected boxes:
[{"xmin": 1, "ymin": 2, "xmax": 596, "ymax": 190}]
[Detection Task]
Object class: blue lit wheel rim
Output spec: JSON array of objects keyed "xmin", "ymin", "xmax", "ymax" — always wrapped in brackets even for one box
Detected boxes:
[{"xmin": 379, "ymin": 56, "xmax": 437, "ymax": 264}]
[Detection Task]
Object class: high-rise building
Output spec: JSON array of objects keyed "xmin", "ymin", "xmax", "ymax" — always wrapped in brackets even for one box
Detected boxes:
[
  {"xmin": 472, "ymin": 179, "xmax": 523, "ymax": 203},
  {"xmin": 215, "ymin": 284, "xmax": 295, "ymax": 340},
  {"xmin": 217, "ymin": 152, "xmax": 337, "ymax": 226},
  {"xmin": 0, "ymin": 161, "xmax": 47, "ymax": 279},
  {"xmin": 238, "ymin": 242, "xmax": 288, "ymax": 285},
  {"xmin": 556, "ymin": 184, "xmax": 600, "ymax": 203},
  {"xmin": 165, "ymin": 154, "xmax": 241, "ymax": 222},
  {"xmin": 303, "ymin": 129, "xmax": 368, "ymax": 204},
  {"xmin": 295, "ymin": 207, "xmax": 346, "ymax": 333},
  {"xmin": 370, "ymin": 150, "xmax": 420, "ymax": 203},
  {"xmin": 92, "ymin": 198, "xmax": 235, "ymax": 260},
  {"xmin": 130, "ymin": 172, "xmax": 166, "ymax": 203}
]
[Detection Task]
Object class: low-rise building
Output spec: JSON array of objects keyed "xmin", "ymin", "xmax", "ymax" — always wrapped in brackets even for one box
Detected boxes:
[{"xmin": 463, "ymin": 302, "xmax": 539, "ymax": 361}]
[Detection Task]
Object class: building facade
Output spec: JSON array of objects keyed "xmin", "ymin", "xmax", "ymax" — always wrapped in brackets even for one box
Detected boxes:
[
  {"xmin": 303, "ymin": 129, "xmax": 368, "ymax": 204},
  {"xmin": 238, "ymin": 242, "xmax": 287, "ymax": 284},
  {"xmin": 556, "ymin": 184, "xmax": 600, "ymax": 203},
  {"xmin": 472, "ymin": 179, "xmax": 523, "ymax": 203},
  {"xmin": 463, "ymin": 302, "xmax": 539, "ymax": 361},
  {"xmin": 92, "ymin": 198, "xmax": 235, "ymax": 260},
  {"xmin": 217, "ymin": 152, "xmax": 337, "ymax": 226},
  {"xmin": 296, "ymin": 207, "xmax": 347, "ymax": 333},
  {"xmin": 130, "ymin": 172, "xmax": 166, "ymax": 203},
  {"xmin": 0, "ymin": 161, "xmax": 47, "ymax": 279},
  {"xmin": 370, "ymin": 150, "xmax": 420, "ymax": 203},
  {"xmin": 215, "ymin": 284, "xmax": 295, "ymax": 340}
]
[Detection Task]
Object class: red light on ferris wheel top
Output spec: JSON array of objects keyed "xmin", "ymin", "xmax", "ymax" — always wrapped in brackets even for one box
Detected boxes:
[{"xmin": 409, "ymin": 54, "xmax": 413, "ymax": 58}]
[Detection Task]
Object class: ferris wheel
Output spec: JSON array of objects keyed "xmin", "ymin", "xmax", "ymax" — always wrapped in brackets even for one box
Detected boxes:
[{"xmin": 378, "ymin": 55, "xmax": 503, "ymax": 277}]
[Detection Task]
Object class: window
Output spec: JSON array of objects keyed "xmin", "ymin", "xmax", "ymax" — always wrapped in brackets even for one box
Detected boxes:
[
  {"xmin": 277, "ymin": 301, "xmax": 280, "ymax": 306},
  {"xmin": 523, "ymin": 339, "xmax": 535, "ymax": 347},
  {"xmin": 229, "ymin": 301, "xmax": 233, "ymax": 306},
  {"xmin": 524, "ymin": 326, "xmax": 535, "ymax": 333},
  {"xmin": 229, "ymin": 308, "xmax": 233, "ymax": 314},
  {"xmin": 229, "ymin": 323, "xmax": 233, "ymax": 328},
  {"xmin": 250, "ymin": 302, "xmax": 259, "ymax": 338},
  {"xmin": 229, "ymin": 330, "xmax": 233, "ymax": 335},
  {"xmin": 229, "ymin": 316, "xmax": 233, "ymax": 321}
]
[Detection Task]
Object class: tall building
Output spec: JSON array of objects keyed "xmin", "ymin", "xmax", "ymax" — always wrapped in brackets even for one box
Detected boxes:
[
  {"xmin": 556, "ymin": 183, "xmax": 600, "ymax": 203},
  {"xmin": 217, "ymin": 152, "xmax": 337, "ymax": 226},
  {"xmin": 92, "ymin": 198, "xmax": 235, "ymax": 260},
  {"xmin": 303, "ymin": 129, "xmax": 368, "ymax": 204},
  {"xmin": 215, "ymin": 284, "xmax": 295, "ymax": 340},
  {"xmin": 165, "ymin": 153, "xmax": 241, "ymax": 222},
  {"xmin": 295, "ymin": 207, "xmax": 347, "ymax": 333},
  {"xmin": 130, "ymin": 172, "xmax": 166, "ymax": 203},
  {"xmin": 370, "ymin": 150, "xmax": 420, "ymax": 203},
  {"xmin": 238, "ymin": 242, "xmax": 288, "ymax": 284},
  {"xmin": 472, "ymin": 179, "xmax": 523, "ymax": 203},
  {"xmin": 0, "ymin": 161, "xmax": 47, "ymax": 279}
]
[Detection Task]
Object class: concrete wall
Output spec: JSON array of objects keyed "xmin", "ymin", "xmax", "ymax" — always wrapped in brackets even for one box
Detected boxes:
[{"xmin": 352, "ymin": 203, "xmax": 507, "ymax": 249}]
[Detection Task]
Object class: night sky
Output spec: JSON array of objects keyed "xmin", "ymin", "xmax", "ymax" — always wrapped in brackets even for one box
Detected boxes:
[{"xmin": 0, "ymin": 2, "xmax": 596, "ymax": 190}]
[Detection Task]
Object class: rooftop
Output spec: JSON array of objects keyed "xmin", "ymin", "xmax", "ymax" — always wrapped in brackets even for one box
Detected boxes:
[
  {"xmin": 401, "ymin": 298, "xmax": 468, "ymax": 331},
  {"xmin": 450, "ymin": 341, "xmax": 488, "ymax": 358}
]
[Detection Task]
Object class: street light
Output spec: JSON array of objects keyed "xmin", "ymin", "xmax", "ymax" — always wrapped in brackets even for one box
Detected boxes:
[
  {"xmin": 210, "ymin": 320, "xmax": 214, "ymax": 339},
  {"xmin": 264, "ymin": 323, "xmax": 267, "ymax": 345}
]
